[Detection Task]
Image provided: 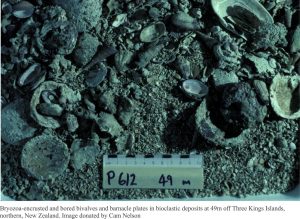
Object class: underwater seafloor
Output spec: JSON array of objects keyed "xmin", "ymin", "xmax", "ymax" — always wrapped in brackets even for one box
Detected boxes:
[{"xmin": 1, "ymin": 0, "xmax": 300, "ymax": 200}]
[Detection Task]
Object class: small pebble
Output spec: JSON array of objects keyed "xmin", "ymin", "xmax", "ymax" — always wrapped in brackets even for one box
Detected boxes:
[
  {"xmin": 96, "ymin": 112, "xmax": 123, "ymax": 137},
  {"xmin": 268, "ymin": 58, "xmax": 276, "ymax": 68},
  {"xmin": 65, "ymin": 113, "xmax": 79, "ymax": 132},
  {"xmin": 289, "ymin": 142, "xmax": 296, "ymax": 150},
  {"xmin": 71, "ymin": 146, "xmax": 100, "ymax": 170}
]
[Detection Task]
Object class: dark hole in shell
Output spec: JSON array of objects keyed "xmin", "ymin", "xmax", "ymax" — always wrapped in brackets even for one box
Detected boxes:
[{"xmin": 206, "ymin": 89, "xmax": 244, "ymax": 138}]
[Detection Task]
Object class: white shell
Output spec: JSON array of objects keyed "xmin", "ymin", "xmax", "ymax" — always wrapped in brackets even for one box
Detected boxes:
[
  {"xmin": 18, "ymin": 63, "xmax": 45, "ymax": 89},
  {"xmin": 270, "ymin": 74, "xmax": 300, "ymax": 119},
  {"xmin": 140, "ymin": 22, "xmax": 166, "ymax": 43},
  {"xmin": 182, "ymin": 79, "xmax": 208, "ymax": 100},
  {"xmin": 12, "ymin": 1, "xmax": 34, "ymax": 19},
  {"xmin": 211, "ymin": 0, "xmax": 273, "ymax": 36}
]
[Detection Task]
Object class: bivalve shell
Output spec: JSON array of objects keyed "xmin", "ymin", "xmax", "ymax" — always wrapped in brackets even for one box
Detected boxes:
[
  {"xmin": 17, "ymin": 63, "xmax": 45, "ymax": 89},
  {"xmin": 181, "ymin": 79, "xmax": 208, "ymax": 100},
  {"xmin": 140, "ymin": 22, "xmax": 166, "ymax": 43},
  {"xmin": 12, "ymin": 1, "xmax": 34, "ymax": 19},
  {"xmin": 270, "ymin": 74, "xmax": 300, "ymax": 119},
  {"xmin": 171, "ymin": 12, "xmax": 202, "ymax": 30},
  {"xmin": 211, "ymin": 0, "xmax": 273, "ymax": 37}
]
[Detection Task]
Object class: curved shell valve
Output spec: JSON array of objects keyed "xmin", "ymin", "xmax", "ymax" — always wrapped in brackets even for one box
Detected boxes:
[{"xmin": 211, "ymin": 0, "xmax": 273, "ymax": 38}]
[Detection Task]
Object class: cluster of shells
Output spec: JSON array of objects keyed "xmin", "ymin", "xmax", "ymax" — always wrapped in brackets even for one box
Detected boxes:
[{"xmin": 1, "ymin": 0, "xmax": 300, "ymax": 181}]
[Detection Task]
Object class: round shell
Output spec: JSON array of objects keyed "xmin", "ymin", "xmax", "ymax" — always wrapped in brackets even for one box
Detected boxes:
[
  {"xmin": 140, "ymin": 22, "xmax": 166, "ymax": 43},
  {"xmin": 21, "ymin": 135, "xmax": 70, "ymax": 180},
  {"xmin": 270, "ymin": 74, "xmax": 300, "ymax": 119},
  {"xmin": 182, "ymin": 79, "xmax": 208, "ymax": 100}
]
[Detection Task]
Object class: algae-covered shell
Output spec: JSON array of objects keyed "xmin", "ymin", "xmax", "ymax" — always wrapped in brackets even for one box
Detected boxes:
[
  {"xmin": 21, "ymin": 135, "xmax": 70, "ymax": 180},
  {"xmin": 211, "ymin": 0, "xmax": 273, "ymax": 36},
  {"xmin": 71, "ymin": 146, "xmax": 99, "ymax": 170},
  {"xmin": 73, "ymin": 33, "xmax": 99, "ymax": 67},
  {"xmin": 181, "ymin": 79, "xmax": 208, "ymax": 100},
  {"xmin": 140, "ymin": 22, "xmax": 166, "ymax": 43},
  {"xmin": 270, "ymin": 74, "xmax": 300, "ymax": 119}
]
